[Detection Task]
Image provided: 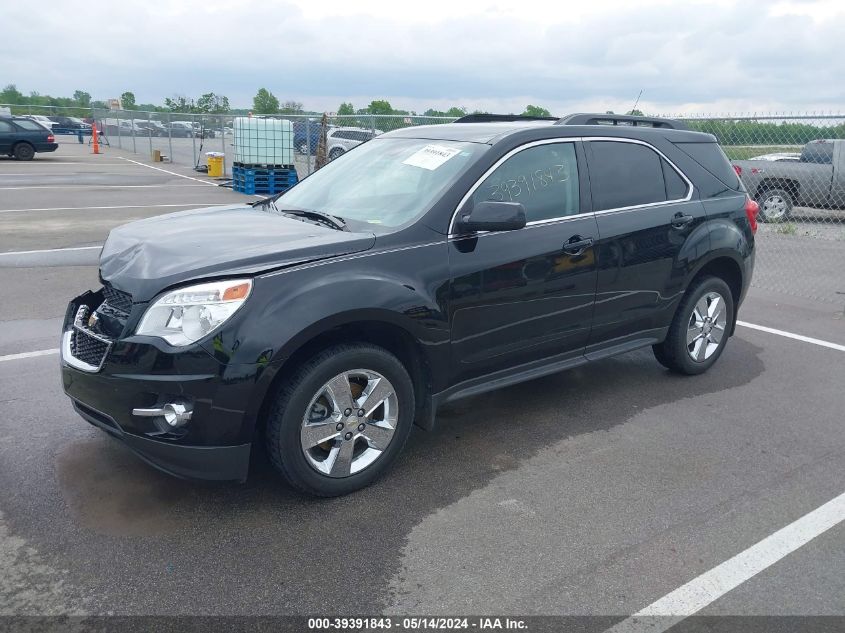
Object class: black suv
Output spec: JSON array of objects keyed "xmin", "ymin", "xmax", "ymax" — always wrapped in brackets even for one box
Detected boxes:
[
  {"xmin": 61, "ymin": 113, "xmax": 757, "ymax": 496},
  {"xmin": 0, "ymin": 116, "xmax": 58, "ymax": 160}
]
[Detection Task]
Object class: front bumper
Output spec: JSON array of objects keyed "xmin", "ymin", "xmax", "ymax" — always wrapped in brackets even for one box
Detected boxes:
[{"xmin": 60, "ymin": 292, "xmax": 264, "ymax": 482}]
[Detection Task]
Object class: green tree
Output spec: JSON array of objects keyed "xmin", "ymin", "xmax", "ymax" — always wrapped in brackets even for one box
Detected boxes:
[
  {"xmin": 337, "ymin": 102, "xmax": 355, "ymax": 116},
  {"xmin": 279, "ymin": 100, "xmax": 303, "ymax": 114},
  {"xmin": 0, "ymin": 84, "xmax": 23, "ymax": 104},
  {"xmin": 522, "ymin": 104, "xmax": 551, "ymax": 117},
  {"xmin": 627, "ymin": 109, "xmax": 644, "ymax": 116},
  {"xmin": 253, "ymin": 88, "xmax": 279, "ymax": 114},
  {"xmin": 73, "ymin": 90, "xmax": 91, "ymax": 107},
  {"xmin": 196, "ymin": 92, "xmax": 230, "ymax": 113},
  {"xmin": 164, "ymin": 95, "xmax": 194, "ymax": 113},
  {"xmin": 366, "ymin": 99, "xmax": 393, "ymax": 115},
  {"xmin": 121, "ymin": 91, "xmax": 136, "ymax": 110}
]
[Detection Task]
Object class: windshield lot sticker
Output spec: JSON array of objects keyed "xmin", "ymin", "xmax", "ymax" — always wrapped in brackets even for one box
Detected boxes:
[{"xmin": 403, "ymin": 145, "xmax": 461, "ymax": 170}]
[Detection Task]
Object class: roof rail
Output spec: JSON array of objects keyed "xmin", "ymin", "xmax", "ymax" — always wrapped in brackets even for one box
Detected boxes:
[
  {"xmin": 453, "ymin": 114, "xmax": 558, "ymax": 124},
  {"xmin": 557, "ymin": 113, "xmax": 688, "ymax": 130}
]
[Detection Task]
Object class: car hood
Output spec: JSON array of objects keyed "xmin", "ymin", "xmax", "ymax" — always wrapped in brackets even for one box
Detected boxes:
[{"xmin": 99, "ymin": 204, "xmax": 375, "ymax": 302}]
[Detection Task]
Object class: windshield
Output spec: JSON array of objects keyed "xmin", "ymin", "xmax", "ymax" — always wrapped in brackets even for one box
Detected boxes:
[{"xmin": 276, "ymin": 138, "xmax": 487, "ymax": 229}]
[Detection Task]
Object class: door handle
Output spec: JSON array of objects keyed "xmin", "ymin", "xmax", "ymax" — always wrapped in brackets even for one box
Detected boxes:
[
  {"xmin": 562, "ymin": 236, "xmax": 594, "ymax": 255},
  {"xmin": 671, "ymin": 213, "xmax": 694, "ymax": 228}
]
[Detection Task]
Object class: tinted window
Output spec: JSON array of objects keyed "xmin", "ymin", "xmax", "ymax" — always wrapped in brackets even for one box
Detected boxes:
[
  {"xmin": 662, "ymin": 158, "xmax": 688, "ymax": 200},
  {"xmin": 674, "ymin": 141, "xmax": 740, "ymax": 189},
  {"xmin": 800, "ymin": 141, "xmax": 833, "ymax": 165},
  {"xmin": 473, "ymin": 142, "xmax": 580, "ymax": 222},
  {"xmin": 588, "ymin": 141, "xmax": 666, "ymax": 211},
  {"xmin": 0, "ymin": 120, "xmax": 13, "ymax": 132},
  {"xmin": 14, "ymin": 120, "xmax": 46, "ymax": 131}
]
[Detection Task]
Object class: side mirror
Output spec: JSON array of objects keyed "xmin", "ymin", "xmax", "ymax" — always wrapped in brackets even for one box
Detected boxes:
[{"xmin": 454, "ymin": 201, "xmax": 527, "ymax": 233}]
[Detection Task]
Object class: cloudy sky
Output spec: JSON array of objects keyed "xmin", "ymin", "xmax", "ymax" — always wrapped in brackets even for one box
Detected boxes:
[{"xmin": 2, "ymin": 0, "xmax": 843, "ymax": 115}]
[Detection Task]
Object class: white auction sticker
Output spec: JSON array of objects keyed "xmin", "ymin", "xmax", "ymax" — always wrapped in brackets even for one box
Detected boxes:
[{"xmin": 402, "ymin": 145, "xmax": 461, "ymax": 170}]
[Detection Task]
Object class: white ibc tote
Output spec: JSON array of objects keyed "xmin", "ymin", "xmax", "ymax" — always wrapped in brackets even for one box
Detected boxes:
[{"xmin": 233, "ymin": 117, "xmax": 294, "ymax": 165}]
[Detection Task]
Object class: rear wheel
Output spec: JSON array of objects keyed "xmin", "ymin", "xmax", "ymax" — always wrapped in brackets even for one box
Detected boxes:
[
  {"xmin": 653, "ymin": 276, "xmax": 734, "ymax": 375},
  {"xmin": 756, "ymin": 188, "xmax": 793, "ymax": 222},
  {"xmin": 265, "ymin": 343, "xmax": 415, "ymax": 496},
  {"xmin": 13, "ymin": 143, "xmax": 35, "ymax": 161}
]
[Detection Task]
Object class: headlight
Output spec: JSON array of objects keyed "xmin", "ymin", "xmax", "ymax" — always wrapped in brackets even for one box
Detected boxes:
[{"xmin": 136, "ymin": 279, "xmax": 252, "ymax": 346}]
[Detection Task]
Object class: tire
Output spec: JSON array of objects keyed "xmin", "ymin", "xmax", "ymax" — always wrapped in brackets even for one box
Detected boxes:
[
  {"xmin": 265, "ymin": 343, "xmax": 415, "ymax": 496},
  {"xmin": 329, "ymin": 147, "xmax": 344, "ymax": 161},
  {"xmin": 13, "ymin": 143, "xmax": 35, "ymax": 161},
  {"xmin": 756, "ymin": 188, "xmax": 793, "ymax": 223},
  {"xmin": 652, "ymin": 276, "xmax": 734, "ymax": 375}
]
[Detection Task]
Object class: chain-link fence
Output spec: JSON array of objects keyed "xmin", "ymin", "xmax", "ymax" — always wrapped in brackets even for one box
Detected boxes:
[
  {"xmin": 2, "ymin": 104, "xmax": 843, "ymax": 306},
  {"xmin": 672, "ymin": 114, "xmax": 844, "ymax": 305}
]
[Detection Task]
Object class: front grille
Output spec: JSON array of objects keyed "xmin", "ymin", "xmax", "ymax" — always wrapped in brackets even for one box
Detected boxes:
[
  {"xmin": 66, "ymin": 306, "xmax": 113, "ymax": 371},
  {"xmin": 102, "ymin": 282, "xmax": 133, "ymax": 314}
]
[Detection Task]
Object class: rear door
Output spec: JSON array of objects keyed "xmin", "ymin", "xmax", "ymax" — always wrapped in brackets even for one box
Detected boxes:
[
  {"xmin": 448, "ymin": 140, "xmax": 599, "ymax": 385},
  {"xmin": 0, "ymin": 120, "xmax": 14, "ymax": 154},
  {"xmin": 584, "ymin": 138, "xmax": 706, "ymax": 355}
]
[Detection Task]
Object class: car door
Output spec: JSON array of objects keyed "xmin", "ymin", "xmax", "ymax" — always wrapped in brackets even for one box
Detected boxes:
[
  {"xmin": 584, "ymin": 138, "xmax": 706, "ymax": 356},
  {"xmin": 448, "ymin": 140, "xmax": 599, "ymax": 385},
  {"xmin": 0, "ymin": 120, "xmax": 14, "ymax": 154}
]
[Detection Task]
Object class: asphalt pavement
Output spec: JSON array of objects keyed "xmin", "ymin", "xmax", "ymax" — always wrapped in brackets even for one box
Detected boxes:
[{"xmin": 0, "ymin": 143, "xmax": 843, "ymax": 626}]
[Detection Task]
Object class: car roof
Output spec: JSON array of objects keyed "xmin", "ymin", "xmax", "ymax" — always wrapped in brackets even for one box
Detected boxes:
[{"xmin": 382, "ymin": 118, "xmax": 714, "ymax": 145}]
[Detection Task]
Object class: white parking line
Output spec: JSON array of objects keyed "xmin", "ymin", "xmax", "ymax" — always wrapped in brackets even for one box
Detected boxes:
[
  {"xmin": 117, "ymin": 157, "xmax": 221, "ymax": 186},
  {"xmin": 0, "ymin": 203, "xmax": 231, "ymax": 214},
  {"xmin": 0, "ymin": 245, "xmax": 101, "ymax": 257},
  {"xmin": 0, "ymin": 348, "xmax": 59, "ymax": 363},
  {"xmin": 609, "ymin": 490, "xmax": 845, "ymax": 633},
  {"xmin": 738, "ymin": 321, "xmax": 845, "ymax": 353},
  {"xmin": 0, "ymin": 184, "xmax": 209, "ymax": 190}
]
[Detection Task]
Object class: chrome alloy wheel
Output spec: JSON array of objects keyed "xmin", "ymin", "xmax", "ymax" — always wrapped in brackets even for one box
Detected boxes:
[
  {"xmin": 687, "ymin": 291, "xmax": 727, "ymax": 362},
  {"xmin": 762, "ymin": 194, "xmax": 788, "ymax": 220},
  {"xmin": 300, "ymin": 370, "xmax": 398, "ymax": 477}
]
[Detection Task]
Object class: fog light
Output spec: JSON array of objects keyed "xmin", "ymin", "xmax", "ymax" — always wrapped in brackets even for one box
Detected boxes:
[{"xmin": 132, "ymin": 401, "xmax": 193, "ymax": 428}]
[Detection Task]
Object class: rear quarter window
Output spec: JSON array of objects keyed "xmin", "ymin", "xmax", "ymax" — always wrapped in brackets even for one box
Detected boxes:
[
  {"xmin": 674, "ymin": 142, "xmax": 741, "ymax": 190},
  {"xmin": 14, "ymin": 120, "xmax": 47, "ymax": 132}
]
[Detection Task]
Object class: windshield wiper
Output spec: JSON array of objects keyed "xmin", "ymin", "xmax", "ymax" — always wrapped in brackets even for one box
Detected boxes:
[
  {"xmin": 250, "ymin": 198, "xmax": 347, "ymax": 231},
  {"xmin": 280, "ymin": 208, "xmax": 348, "ymax": 231}
]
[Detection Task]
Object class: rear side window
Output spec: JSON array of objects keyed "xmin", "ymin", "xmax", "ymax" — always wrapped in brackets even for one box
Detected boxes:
[
  {"xmin": 674, "ymin": 141, "xmax": 740, "ymax": 190},
  {"xmin": 800, "ymin": 141, "xmax": 833, "ymax": 165},
  {"xmin": 588, "ymin": 141, "xmax": 670, "ymax": 211},
  {"xmin": 14, "ymin": 120, "xmax": 46, "ymax": 131},
  {"xmin": 0, "ymin": 120, "xmax": 13, "ymax": 132}
]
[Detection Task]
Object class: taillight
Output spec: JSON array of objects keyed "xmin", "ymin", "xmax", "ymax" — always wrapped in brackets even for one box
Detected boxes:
[
  {"xmin": 47, "ymin": 134, "xmax": 55, "ymax": 142},
  {"xmin": 744, "ymin": 197, "xmax": 759, "ymax": 234},
  {"xmin": 733, "ymin": 164, "xmax": 742, "ymax": 177}
]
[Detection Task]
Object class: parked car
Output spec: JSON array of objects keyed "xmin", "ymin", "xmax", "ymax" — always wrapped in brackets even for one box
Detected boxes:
[
  {"xmin": 326, "ymin": 126, "xmax": 382, "ymax": 159},
  {"xmin": 0, "ymin": 115, "xmax": 58, "ymax": 160},
  {"xmin": 191, "ymin": 122, "xmax": 216, "ymax": 139},
  {"xmin": 733, "ymin": 139, "xmax": 844, "ymax": 221},
  {"xmin": 61, "ymin": 113, "xmax": 756, "ymax": 496},
  {"xmin": 48, "ymin": 115, "xmax": 91, "ymax": 131},
  {"xmin": 167, "ymin": 121, "xmax": 195, "ymax": 138},
  {"xmin": 293, "ymin": 119, "xmax": 324, "ymax": 155},
  {"xmin": 24, "ymin": 115, "xmax": 57, "ymax": 131},
  {"xmin": 101, "ymin": 118, "xmax": 137, "ymax": 136},
  {"xmin": 132, "ymin": 119, "xmax": 168, "ymax": 137}
]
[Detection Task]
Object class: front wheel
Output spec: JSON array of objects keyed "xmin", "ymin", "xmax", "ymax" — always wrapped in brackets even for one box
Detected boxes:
[
  {"xmin": 265, "ymin": 343, "xmax": 415, "ymax": 496},
  {"xmin": 756, "ymin": 188, "xmax": 793, "ymax": 222},
  {"xmin": 328, "ymin": 147, "xmax": 344, "ymax": 161},
  {"xmin": 653, "ymin": 276, "xmax": 734, "ymax": 375}
]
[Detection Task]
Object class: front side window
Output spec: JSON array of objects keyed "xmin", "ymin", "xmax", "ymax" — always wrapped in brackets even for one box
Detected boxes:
[
  {"xmin": 14, "ymin": 120, "xmax": 45, "ymax": 131},
  {"xmin": 472, "ymin": 142, "xmax": 580, "ymax": 222},
  {"xmin": 588, "ymin": 141, "xmax": 683, "ymax": 211},
  {"xmin": 277, "ymin": 138, "xmax": 487, "ymax": 229},
  {"xmin": 0, "ymin": 120, "xmax": 14, "ymax": 132}
]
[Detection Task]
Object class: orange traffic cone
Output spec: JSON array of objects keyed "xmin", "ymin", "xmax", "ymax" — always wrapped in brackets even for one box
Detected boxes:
[{"xmin": 92, "ymin": 122, "xmax": 100, "ymax": 154}]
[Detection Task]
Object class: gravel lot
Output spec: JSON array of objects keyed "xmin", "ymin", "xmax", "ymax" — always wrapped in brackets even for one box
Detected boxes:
[{"xmin": 1, "ymin": 143, "xmax": 844, "ymax": 629}]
